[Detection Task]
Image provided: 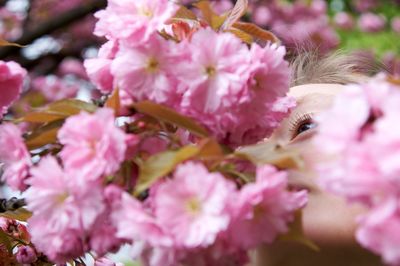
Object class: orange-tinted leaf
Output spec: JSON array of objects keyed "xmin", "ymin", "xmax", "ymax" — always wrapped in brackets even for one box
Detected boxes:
[
  {"xmin": 105, "ymin": 88, "xmax": 120, "ymax": 115},
  {"xmin": 17, "ymin": 99, "xmax": 97, "ymax": 123},
  {"xmin": 220, "ymin": 0, "xmax": 248, "ymax": 30},
  {"xmin": 197, "ymin": 138, "xmax": 224, "ymax": 159},
  {"xmin": 228, "ymin": 28, "xmax": 253, "ymax": 44},
  {"xmin": 134, "ymin": 101, "xmax": 209, "ymax": 137},
  {"xmin": 25, "ymin": 120, "xmax": 63, "ymax": 150},
  {"xmin": 135, "ymin": 145, "xmax": 200, "ymax": 195},
  {"xmin": 0, "ymin": 38, "xmax": 24, "ymax": 47},
  {"xmin": 232, "ymin": 22, "xmax": 279, "ymax": 43},
  {"xmin": 18, "ymin": 111, "xmax": 67, "ymax": 123},
  {"xmin": 0, "ymin": 208, "xmax": 32, "ymax": 222},
  {"xmin": 278, "ymin": 211, "xmax": 320, "ymax": 251},
  {"xmin": 235, "ymin": 141, "xmax": 303, "ymax": 169}
]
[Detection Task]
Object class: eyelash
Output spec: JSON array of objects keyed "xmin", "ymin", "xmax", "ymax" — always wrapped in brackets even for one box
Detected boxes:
[{"xmin": 288, "ymin": 113, "xmax": 314, "ymax": 139}]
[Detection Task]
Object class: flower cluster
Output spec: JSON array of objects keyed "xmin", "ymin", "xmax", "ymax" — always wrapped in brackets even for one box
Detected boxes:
[
  {"xmin": 85, "ymin": 0, "xmax": 293, "ymax": 146},
  {"xmin": 0, "ymin": 0, "xmax": 309, "ymax": 265},
  {"xmin": 313, "ymin": 75, "xmax": 400, "ymax": 265}
]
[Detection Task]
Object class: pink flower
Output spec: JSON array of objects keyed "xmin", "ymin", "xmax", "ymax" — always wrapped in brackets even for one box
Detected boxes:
[
  {"xmin": 31, "ymin": 75, "xmax": 79, "ymax": 101},
  {"xmin": 58, "ymin": 108, "xmax": 127, "ymax": 182},
  {"xmin": 58, "ymin": 58, "xmax": 88, "ymax": 79},
  {"xmin": 84, "ymin": 40, "xmax": 119, "ymax": 94},
  {"xmin": 94, "ymin": 0, "xmax": 178, "ymax": 44},
  {"xmin": 111, "ymin": 35, "xmax": 179, "ymax": 104},
  {"xmin": 358, "ymin": 13, "xmax": 386, "ymax": 33},
  {"xmin": 0, "ymin": 123, "xmax": 31, "ymax": 191},
  {"xmin": 334, "ymin": 12, "xmax": 355, "ymax": 30},
  {"xmin": 228, "ymin": 165, "xmax": 307, "ymax": 249},
  {"xmin": 391, "ymin": 17, "xmax": 400, "ymax": 34},
  {"xmin": 95, "ymin": 257, "xmax": 124, "ymax": 266},
  {"xmin": 111, "ymin": 188, "xmax": 171, "ymax": 247},
  {"xmin": 0, "ymin": 61, "xmax": 26, "ymax": 118},
  {"xmin": 177, "ymin": 28, "xmax": 251, "ymax": 113},
  {"xmin": 252, "ymin": 6, "xmax": 271, "ymax": 27},
  {"xmin": 153, "ymin": 162, "xmax": 236, "ymax": 248},
  {"xmin": 25, "ymin": 156, "xmax": 105, "ymax": 263}
]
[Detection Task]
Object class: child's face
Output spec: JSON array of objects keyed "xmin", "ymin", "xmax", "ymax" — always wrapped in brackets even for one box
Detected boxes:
[{"xmin": 257, "ymin": 83, "xmax": 382, "ymax": 266}]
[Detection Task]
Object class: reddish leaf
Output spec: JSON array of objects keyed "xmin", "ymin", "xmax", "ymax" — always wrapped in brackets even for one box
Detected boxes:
[
  {"xmin": 0, "ymin": 208, "xmax": 32, "ymax": 222},
  {"xmin": 173, "ymin": 5, "xmax": 197, "ymax": 21},
  {"xmin": 0, "ymin": 38, "xmax": 24, "ymax": 47},
  {"xmin": 229, "ymin": 28, "xmax": 253, "ymax": 44},
  {"xmin": 25, "ymin": 120, "xmax": 64, "ymax": 150}
]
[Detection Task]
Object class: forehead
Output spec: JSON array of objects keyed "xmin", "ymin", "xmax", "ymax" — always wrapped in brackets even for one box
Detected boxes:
[{"xmin": 288, "ymin": 83, "xmax": 345, "ymax": 99}]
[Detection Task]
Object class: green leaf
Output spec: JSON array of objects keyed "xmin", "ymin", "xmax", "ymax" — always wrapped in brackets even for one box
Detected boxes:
[
  {"xmin": 25, "ymin": 119, "xmax": 64, "ymax": 150},
  {"xmin": 0, "ymin": 230, "xmax": 12, "ymax": 253},
  {"xmin": 133, "ymin": 101, "xmax": 209, "ymax": 137},
  {"xmin": 134, "ymin": 145, "xmax": 200, "ymax": 195},
  {"xmin": 235, "ymin": 141, "xmax": 304, "ymax": 169},
  {"xmin": 0, "ymin": 208, "xmax": 32, "ymax": 222},
  {"xmin": 278, "ymin": 211, "xmax": 320, "ymax": 251}
]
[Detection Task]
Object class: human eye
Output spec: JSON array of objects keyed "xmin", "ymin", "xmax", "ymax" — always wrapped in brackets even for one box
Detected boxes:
[{"xmin": 288, "ymin": 113, "xmax": 317, "ymax": 141}]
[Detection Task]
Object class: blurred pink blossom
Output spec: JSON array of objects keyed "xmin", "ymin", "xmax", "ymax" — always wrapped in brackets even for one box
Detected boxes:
[
  {"xmin": 334, "ymin": 12, "xmax": 355, "ymax": 30},
  {"xmin": 95, "ymin": 257, "xmax": 124, "ymax": 266},
  {"xmin": 31, "ymin": 75, "xmax": 79, "ymax": 101},
  {"xmin": 0, "ymin": 123, "xmax": 31, "ymax": 191},
  {"xmin": 252, "ymin": 6, "xmax": 271, "ymax": 27},
  {"xmin": 391, "ymin": 17, "xmax": 400, "ymax": 33},
  {"xmin": 58, "ymin": 58, "xmax": 88, "ymax": 79},
  {"xmin": 314, "ymin": 75, "xmax": 400, "ymax": 264},
  {"xmin": 58, "ymin": 108, "xmax": 127, "ymax": 182},
  {"xmin": 358, "ymin": 13, "xmax": 386, "ymax": 33},
  {"xmin": 228, "ymin": 165, "xmax": 307, "ymax": 249}
]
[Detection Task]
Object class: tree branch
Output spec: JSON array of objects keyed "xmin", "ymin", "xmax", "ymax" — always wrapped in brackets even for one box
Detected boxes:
[{"xmin": 0, "ymin": 0, "xmax": 106, "ymax": 59}]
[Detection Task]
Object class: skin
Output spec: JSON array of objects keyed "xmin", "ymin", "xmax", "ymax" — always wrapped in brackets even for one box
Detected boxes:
[{"xmin": 255, "ymin": 84, "xmax": 383, "ymax": 266}]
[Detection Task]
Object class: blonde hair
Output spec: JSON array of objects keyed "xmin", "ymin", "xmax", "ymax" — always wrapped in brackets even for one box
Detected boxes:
[{"xmin": 289, "ymin": 50, "xmax": 383, "ymax": 87}]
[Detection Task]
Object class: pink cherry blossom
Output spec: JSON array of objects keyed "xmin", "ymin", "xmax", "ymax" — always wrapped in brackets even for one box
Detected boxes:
[
  {"xmin": 154, "ymin": 162, "xmax": 236, "ymax": 248},
  {"xmin": 177, "ymin": 28, "xmax": 251, "ymax": 113},
  {"xmin": 228, "ymin": 165, "xmax": 307, "ymax": 249},
  {"xmin": 0, "ymin": 61, "xmax": 27, "ymax": 118},
  {"xmin": 0, "ymin": 123, "xmax": 31, "ymax": 191},
  {"xmin": 58, "ymin": 108, "xmax": 127, "ymax": 182},
  {"xmin": 111, "ymin": 188, "xmax": 171, "ymax": 247},
  {"xmin": 94, "ymin": 0, "xmax": 178, "ymax": 44},
  {"xmin": 356, "ymin": 198, "xmax": 400, "ymax": 265},
  {"xmin": 111, "ymin": 35, "xmax": 179, "ymax": 104},
  {"xmin": 358, "ymin": 13, "xmax": 386, "ymax": 33},
  {"xmin": 58, "ymin": 58, "xmax": 88, "ymax": 80},
  {"xmin": 25, "ymin": 156, "xmax": 105, "ymax": 263}
]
